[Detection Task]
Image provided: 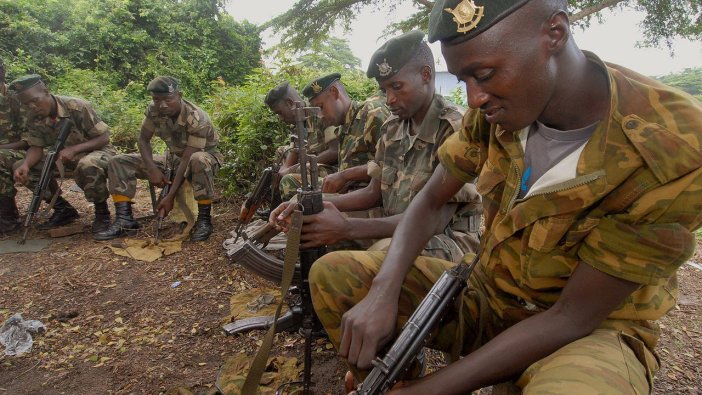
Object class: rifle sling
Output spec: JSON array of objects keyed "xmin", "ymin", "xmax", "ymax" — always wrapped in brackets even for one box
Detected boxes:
[{"xmin": 241, "ymin": 209, "xmax": 303, "ymax": 395}]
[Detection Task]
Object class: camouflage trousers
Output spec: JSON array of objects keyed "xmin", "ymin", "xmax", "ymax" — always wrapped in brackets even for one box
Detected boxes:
[
  {"xmin": 108, "ymin": 152, "xmax": 219, "ymax": 201},
  {"xmin": 279, "ymin": 163, "xmax": 336, "ymax": 200},
  {"xmin": 19, "ymin": 149, "xmax": 113, "ymax": 203},
  {"xmin": 0, "ymin": 148, "xmax": 26, "ymax": 198},
  {"xmin": 309, "ymin": 251, "xmax": 657, "ymax": 394}
]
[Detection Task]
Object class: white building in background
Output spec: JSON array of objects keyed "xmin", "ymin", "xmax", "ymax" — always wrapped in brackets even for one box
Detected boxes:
[{"xmin": 435, "ymin": 70, "xmax": 466, "ymax": 101}]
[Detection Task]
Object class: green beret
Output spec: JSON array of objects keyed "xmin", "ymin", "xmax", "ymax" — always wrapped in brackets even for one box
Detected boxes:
[
  {"xmin": 8, "ymin": 74, "xmax": 43, "ymax": 93},
  {"xmin": 367, "ymin": 30, "xmax": 427, "ymax": 81},
  {"xmin": 147, "ymin": 76, "xmax": 180, "ymax": 94},
  {"xmin": 428, "ymin": 0, "xmax": 529, "ymax": 45},
  {"xmin": 302, "ymin": 73, "xmax": 341, "ymax": 100},
  {"xmin": 265, "ymin": 81, "xmax": 291, "ymax": 107}
]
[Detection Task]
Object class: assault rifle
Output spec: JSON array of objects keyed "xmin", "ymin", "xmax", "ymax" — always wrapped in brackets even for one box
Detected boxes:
[
  {"xmin": 233, "ymin": 164, "xmax": 281, "ymax": 243},
  {"xmin": 18, "ymin": 118, "xmax": 74, "ymax": 245},
  {"xmin": 154, "ymin": 150, "xmax": 173, "ymax": 244},
  {"xmin": 357, "ymin": 252, "xmax": 480, "ymax": 394}
]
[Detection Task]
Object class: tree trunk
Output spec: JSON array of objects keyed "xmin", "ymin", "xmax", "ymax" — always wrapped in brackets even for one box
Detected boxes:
[{"xmin": 570, "ymin": 0, "xmax": 627, "ymax": 22}]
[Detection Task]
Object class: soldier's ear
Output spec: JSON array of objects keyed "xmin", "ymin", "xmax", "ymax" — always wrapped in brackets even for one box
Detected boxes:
[
  {"xmin": 329, "ymin": 85, "xmax": 340, "ymax": 100},
  {"xmin": 420, "ymin": 65, "xmax": 432, "ymax": 84}
]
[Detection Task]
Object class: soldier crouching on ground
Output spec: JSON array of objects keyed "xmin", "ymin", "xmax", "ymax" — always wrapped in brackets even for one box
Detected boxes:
[
  {"xmin": 308, "ymin": 0, "xmax": 702, "ymax": 394},
  {"xmin": 11, "ymin": 74, "xmax": 115, "ymax": 234},
  {"xmin": 0, "ymin": 58, "xmax": 29, "ymax": 233},
  {"xmin": 271, "ymin": 30, "xmax": 481, "ymax": 262},
  {"xmin": 95, "ymin": 76, "xmax": 222, "ymax": 242}
]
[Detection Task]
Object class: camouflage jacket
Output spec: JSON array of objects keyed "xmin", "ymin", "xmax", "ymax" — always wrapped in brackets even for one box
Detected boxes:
[
  {"xmin": 26, "ymin": 95, "xmax": 115, "ymax": 155},
  {"xmin": 280, "ymin": 100, "xmax": 336, "ymax": 161},
  {"xmin": 0, "ymin": 82, "xmax": 26, "ymax": 145},
  {"xmin": 142, "ymin": 99, "xmax": 223, "ymax": 163},
  {"xmin": 337, "ymin": 97, "xmax": 389, "ymax": 171},
  {"xmin": 438, "ymin": 51, "xmax": 702, "ymax": 350},
  {"xmin": 369, "ymin": 94, "xmax": 480, "ymax": 217}
]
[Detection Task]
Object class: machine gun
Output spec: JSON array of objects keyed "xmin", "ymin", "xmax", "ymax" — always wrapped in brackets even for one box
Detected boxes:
[
  {"xmin": 18, "ymin": 118, "xmax": 74, "ymax": 245},
  {"xmin": 235, "ymin": 102, "xmax": 323, "ymax": 395},
  {"xmin": 357, "ymin": 252, "xmax": 480, "ymax": 394},
  {"xmin": 233, "ymin": 164, "xmax": 281, "ymax": 243},
  {"xmin": 154, "ymin": 150, "xmax": 173, "ymax": 244}
]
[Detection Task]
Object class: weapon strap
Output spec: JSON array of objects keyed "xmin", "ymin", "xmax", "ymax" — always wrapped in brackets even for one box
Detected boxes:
[{"xmin": 241, "ymin": 209, "xmax": 303, "ymax": 395}]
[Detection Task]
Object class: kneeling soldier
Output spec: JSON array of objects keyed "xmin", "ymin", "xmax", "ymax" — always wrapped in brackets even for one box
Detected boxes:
[
  {"xmin": 95, "ymin": 76, "xmax": 222, "ymax": 241},
  {"xmin": 11, "ymin": 75, "xmax": 115, "ymax": 233}
]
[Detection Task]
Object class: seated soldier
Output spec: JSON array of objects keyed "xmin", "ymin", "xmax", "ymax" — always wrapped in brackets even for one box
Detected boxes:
[
  {"xmin": 308, "ymin": 1, "xmax": 702, "ymax": 394},
  {"xmin": 271, "ymin": 31, "xmax": 481, "ymax": 262},
  {"xmin": 95, "ymin": 76, "xmax": 222, "ymax": 242},
  {"xmin": 11, "ymin": 74, "xmax": 115, "ymax": 234},
  {"xmin": 0, "ymin": 57, "xmax": 29, "ymax": 233},
  {"xmin": 278, "ymin": 74, "xmax": 389, "ymax": 198}
]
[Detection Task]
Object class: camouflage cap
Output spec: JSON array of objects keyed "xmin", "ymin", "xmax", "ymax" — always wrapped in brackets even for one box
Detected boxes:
[
  {"xmin": 302, "ymin": 73, "xmax": 341, "ymax": 100},
  {"xmin": 147, "ymin": 76, "xmax": 180, "ymax": 94},
  {"xmin": 8, "ymin": 74, "xmax": 43, "ymax": 93},
  {"xmin": 428, "ymin": 0, "xmax": 530, "ymax": 44},
  {"xmin": 265, "ymin": 81, "xmax": 291, "ymax": 107},
  {"xmin": 367, "ymin": 30, "xmax": 427, "ymax": 82}
]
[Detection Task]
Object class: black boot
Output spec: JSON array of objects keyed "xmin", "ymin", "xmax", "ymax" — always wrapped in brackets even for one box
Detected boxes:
[
  {"xmin": 91, "ymin": 201, "xmax": 111, "ymax": 234},
  {"xmin": 191, "ymin": 203, "xmax": 213, "ymax": 241},
  {"xmin": 0, "ymin": 196, "xmax": 21, "ymax": 233},
  {"xmin": 37, "ymin": 196, "xmax": 79, "ymax": 230},
  {"xmin": 93, "ymin": 201, "xmax": 140, "ymax": 240}
]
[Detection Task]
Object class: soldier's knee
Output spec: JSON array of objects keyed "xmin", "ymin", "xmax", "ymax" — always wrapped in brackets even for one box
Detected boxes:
[{"xmin": 188, "ymin": 152, "xmax": 210, "ymax": 171}]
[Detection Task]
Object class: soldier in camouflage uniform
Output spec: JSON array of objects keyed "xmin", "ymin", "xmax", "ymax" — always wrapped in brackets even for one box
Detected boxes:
[
  {"xmin": 278, "ymin": 73, "xmax": 389, "ymax": 199},
  {"xmin": 0, "ymin": 58, "xmax": 29, "ymax": 233},
  {"xmin": 309, "ymin": 1, "xmax": 702, "ymax": 394},
  {"xmin": 95, "ymin": 76, "xmax": 222, "ymax": 241},
  {"xmin": 11, "ymin": 75, "xmax": 115, "ymax": 233},
  {"xmin": 271, "ymin": 31, "xmax": 481, "ymax": 261},
  {"xmin": 261, "ymin": 82, "xmax": 338, "ymax": 212}
]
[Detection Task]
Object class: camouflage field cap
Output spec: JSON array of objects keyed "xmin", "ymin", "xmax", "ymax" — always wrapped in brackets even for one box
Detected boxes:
[
  {"xmin": 302, "ymin": 73, "xmax": 341, "ymax": 100},
  {"xmin": 428, "ymin": 0, "xmax": 530, "ymax": 44},
  {"xmin": 8, "ymin": 74, "xmax": 43, "ymax": 93},
  {"xmin": 264, "ymin": 81, "xmax": 291, "ymax": 107},
  {"xmin": 367, "ymin": 30, "xmax": 426, "ymax": 82},
  {"xmin": 147, "ymin": 76, "xmax": 180, "ymax": 94}
]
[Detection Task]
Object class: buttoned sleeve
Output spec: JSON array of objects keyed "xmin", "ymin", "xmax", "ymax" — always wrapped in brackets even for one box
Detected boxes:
[
  {"xmin": 438, "ymin": 109, "xmax": 486, "ymax": 184},
  {"xmin": 185, "ymin": 108, "xmax": 211, "ymax": 150},
  {"xmin": 25, "ymin": 119, "xmax": 49, "ymax": 148},
  {"xmin": 79, "ymin": 103, "xmax": 109, "ymax": 138}
]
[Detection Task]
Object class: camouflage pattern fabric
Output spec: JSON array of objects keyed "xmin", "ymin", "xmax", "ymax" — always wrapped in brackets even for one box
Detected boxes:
[
  {"xmin": 310, "ymin": 251, "xmax": 655, "ymax": 393},
  {"xmin": 309, "ymin": 52, "xmax": 702, "ymax": 390},
  {"xmin": 21, "ymin": 150, "xmax": 113, "ymax": 202},
  {"xmin": 108, "ymin": 152, "xmax": 219, "ymax": 201},
  {"xmin": 141, "ymin": 99, "xmax": 223, "ymax": 164},
  {"xmin": 337, "ymin": 97, "xmax": 389, "ymax": 175},
  {"xmin": 0, "ymin": 148, "xmax": 25, "ymax": 198},
  {"xmin": 278, "ymin": 164, "xmax": 334, "ymax": 200},
  {"xmin": 0, "ymin": 82, "xmax": 27, "ymax": 146},
  {"xmin": 25, "ymin": 96, "xmax": 114, "ymax": 153},
  {"xmin": 367, "ymin": 94, "xmax": 481, "ymax": 254}
]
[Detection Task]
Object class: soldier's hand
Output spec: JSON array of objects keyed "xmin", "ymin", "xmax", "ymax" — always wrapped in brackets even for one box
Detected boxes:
[
  {"xmin": 156, "ymin": 195, "xmax": 174, "ymax": 218},
  {"xmin": 322, "ymin": 172, "xmax": 347, "ymax": 193},
  {"xmin": 148, "ymin": 167, "xmax": 168, "ymax": 188},
  {"xmin": 13, "ymin": 165, "xmax": 29, "ymax": 185},
  {"xmin": 339, "ymin": 286, "xmax": 399, "ymax": 370},
  {"xmin": 57, "ymin": 147, "xmax": 77, "ymax": 162},
  {"xmin": 269, "ymin": 201, "xmax": 296, "ymax": 233},
  {"xmin": 300, "ymin": 201, "xmax": 349, "ymax": 248}
]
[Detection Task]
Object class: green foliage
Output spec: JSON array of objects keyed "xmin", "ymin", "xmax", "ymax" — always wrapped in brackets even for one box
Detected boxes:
[
  {"xmin": 296, "ymin": 37, "xmax": 362, "ymax": 70},
  {"xmin": 206, "ymin": 64, "xmax": 379, "ymax": 195},
  {"xmin": 0, "ymin": 0, "xmax": 261, "ymax": 101},
  {"xmin": 446, "ymin": 86, "xmax": 466, "ymax": 107},
  {"xmin": 656, "ymin": 68, "xmax": 702, "ymax": 101}
]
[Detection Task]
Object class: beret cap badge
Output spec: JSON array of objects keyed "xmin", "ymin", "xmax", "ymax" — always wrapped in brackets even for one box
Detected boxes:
[
  {"xmin": 444, "ymin": 0, "xmax": 484, "ymax": 34},
  {"xmin": 311, "ymin": 81, "xmax": 323, "ymax": 94},
  {"xmin": 377, "ymin": 59, "xmax": 393, "ymax": 77}
]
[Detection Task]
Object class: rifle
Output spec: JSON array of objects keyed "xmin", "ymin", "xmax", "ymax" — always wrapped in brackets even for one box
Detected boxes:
[
  {"xmin": 154, "ymin": 150, "xmax": 173, "ymax": 244},
  {"xmin": 234, "ymin": 164, "xmax": 280, "ymax": 243},
  {"xmin": 357, "ymin": 253, "xmax": 480, "ymax": 394},
  {"xmin": 18, "ymin": 118, "xmax": 74, "ymax": 245},
  {"xmin": 237, "ymin": 101, "xmax": 322, "ymax": 395}
]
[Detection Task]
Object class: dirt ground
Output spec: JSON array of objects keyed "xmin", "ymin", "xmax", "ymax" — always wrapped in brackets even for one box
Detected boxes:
[{"xmin": 0, "ymin": 182, "xmax": 700, "ymax": 394}]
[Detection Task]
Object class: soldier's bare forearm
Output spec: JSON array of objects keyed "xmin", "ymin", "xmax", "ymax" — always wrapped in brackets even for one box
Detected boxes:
[
  {"xmin": 21, "ymin": 146, "xmax": 44, "ymax": 168},
  {"xmin": 317, "ymin": 145, "xmax": 338, "ymax": 165},
  {"xmin": 325, "ymin": 178, "xmax": 381, "ymax": 212},
  {"xmin": 339, "ymin": 164, "xmax": 370, "ymax": 182},
  {"xmin": 137, "ymin": 129, "xmax": 159, "ymax": 170},
  {"xmin": 166, "ymin": 147, "xmax": 197, "ymax": 199}
]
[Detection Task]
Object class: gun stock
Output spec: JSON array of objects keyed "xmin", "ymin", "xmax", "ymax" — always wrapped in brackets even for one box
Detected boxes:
[
  {"xmin": 19, "ymin": 118, "xmax": 74, "ymax": 244},
  {"xmin": 357, "ymin": 253, "xmax": 480, "ymax": 394}
]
